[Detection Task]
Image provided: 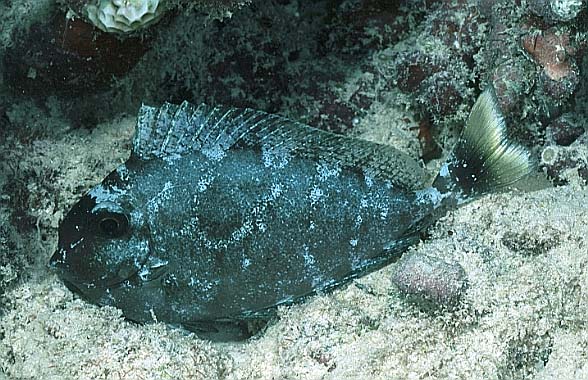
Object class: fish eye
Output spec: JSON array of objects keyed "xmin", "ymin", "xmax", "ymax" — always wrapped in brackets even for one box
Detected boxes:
[
  {"xmin": 98, "ymin": 214, "xmax": 128, "ymax": 238},
  {"xmin": 91, "ymin": 202, "xmax": 130, "ymax": 238}
]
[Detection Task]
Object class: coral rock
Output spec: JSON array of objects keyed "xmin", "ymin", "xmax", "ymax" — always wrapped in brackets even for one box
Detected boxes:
[
  {"xmin": 540, "ymin": 136, "xmax": 588, "ymax": 185},
  {"xmin": 538, "ymin": 66, "xmax": 579, "ymax": 100},
  {"xmin": 522, "ymin": 28, "xmax": 575, "ymax": 82},
  {"xmin": 545, "ymin": 114, "xmax": 585, "ymax": 146},
  {"xmin": 3, "ymin": 10, "xmax": 150, "ymax": 96},
  {"xmin": 522, "ymin": 27, "xmax": 580, "ymax": 101},
  {"xmin": 491, "ymin": 58, "xmax": 535, "ymax": 117},
  {"xmin": 528, "ymin": 0, "xmax": 584, "ymax": 22}
]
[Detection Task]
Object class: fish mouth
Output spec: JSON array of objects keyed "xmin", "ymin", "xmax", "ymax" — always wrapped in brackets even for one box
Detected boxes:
[
  {"xmin": 49, "ymin": 249, "xmax": 89, "ymax": 293},
  {"xmin": 50, "ymin": 248, "xmax": 149, "ymax": 306},
  {"xmin": 50, "ymin": 222, "xmax": 155, "ymax": 288},
  {"xmin": 48, "ymin": 248, "xmax": 65, "ymax": 269},
  {"xmin": 49, "ymin": 251, "xmax": 99, "ymax": 302},
  {"xmin": 49, "ymin": 249, "xmax": 151, "ymax": 296}
]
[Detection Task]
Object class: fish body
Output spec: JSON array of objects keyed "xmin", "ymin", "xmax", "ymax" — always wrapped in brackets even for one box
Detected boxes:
[{"xmin": 50, "ymin": 89, "xmax": 531, "ymax": 339}]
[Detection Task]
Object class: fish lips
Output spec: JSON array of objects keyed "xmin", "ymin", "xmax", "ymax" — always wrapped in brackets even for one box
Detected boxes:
[
  {"xmin": 49, "ymin": 231, "xmax": 153, "ymax": 295},
  {"xmin": 49, "ymin": 244, "xmax": 104, "ymax": 302},
  {"xmin": 49, "ymin": 251, "xmax": 115, "ymax": 306}
]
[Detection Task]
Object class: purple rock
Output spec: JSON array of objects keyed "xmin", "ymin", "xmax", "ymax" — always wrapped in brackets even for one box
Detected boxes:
[{"xmin": 392, "ymin": 253, "xmax": 468, "ymax": 308}]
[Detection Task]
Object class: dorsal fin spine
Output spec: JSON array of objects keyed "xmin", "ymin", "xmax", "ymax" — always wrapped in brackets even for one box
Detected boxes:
[
  {"xmin": 186, "ymin": 103, "xmax": 207, "ymax": 149},
  {"xmin": 229, "ymin": 110, "xmax": 259, "ymax": 144},
  {"xmin": 249, "ymin": 114, "xmax": 281, "ymax": 144},
  {"xmin": 132, "ymin": 100, "xmax": 428, "ymax": 190}
]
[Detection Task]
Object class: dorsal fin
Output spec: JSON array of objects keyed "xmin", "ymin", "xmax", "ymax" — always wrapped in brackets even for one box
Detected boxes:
[{"xmin": 132, "ymin": 101, "xmax": 427, "ymax": 190}]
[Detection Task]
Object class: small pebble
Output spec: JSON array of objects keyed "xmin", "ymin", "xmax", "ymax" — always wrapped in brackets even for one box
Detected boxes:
[{"xmin": 392, "ymin": 252, "xmax": 468, "ymax": 309}]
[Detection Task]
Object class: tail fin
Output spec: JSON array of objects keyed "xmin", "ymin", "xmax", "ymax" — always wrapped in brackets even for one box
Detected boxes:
[{"xmin": 432, "ymin": 87, "xmax": 532, "ymax": 201}]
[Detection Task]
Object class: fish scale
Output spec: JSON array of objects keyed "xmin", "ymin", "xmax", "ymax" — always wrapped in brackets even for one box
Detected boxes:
[{"xmin": 50, "ymin": 88, "xmax": 531, "ymax": 340}]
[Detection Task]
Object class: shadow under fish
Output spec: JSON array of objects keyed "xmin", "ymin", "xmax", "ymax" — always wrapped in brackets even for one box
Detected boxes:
[{"xmin": 49, "ymin": 88, "xmax": 531, "ymax": 340}]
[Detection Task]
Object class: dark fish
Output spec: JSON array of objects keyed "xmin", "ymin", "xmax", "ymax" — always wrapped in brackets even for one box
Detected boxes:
[{"xmin": 50, "ymin": 88, "xmax": 531, "ymax": 340}]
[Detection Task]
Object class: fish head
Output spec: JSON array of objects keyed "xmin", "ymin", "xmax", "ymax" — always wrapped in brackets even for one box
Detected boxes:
[{"xmin": 50, "ymin": 165, "xmax": 152, "ymax": 302}]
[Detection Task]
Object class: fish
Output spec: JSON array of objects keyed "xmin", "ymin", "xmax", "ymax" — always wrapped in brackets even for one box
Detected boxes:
[{"xmin": 50, "ymin": 88, "xmax": 531, "ymax": 340}]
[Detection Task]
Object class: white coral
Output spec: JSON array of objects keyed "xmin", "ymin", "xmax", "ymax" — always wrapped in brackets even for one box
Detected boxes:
[{"xmin": 83, "ymin": 0, "xmax": 167, "ymax": 34}]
